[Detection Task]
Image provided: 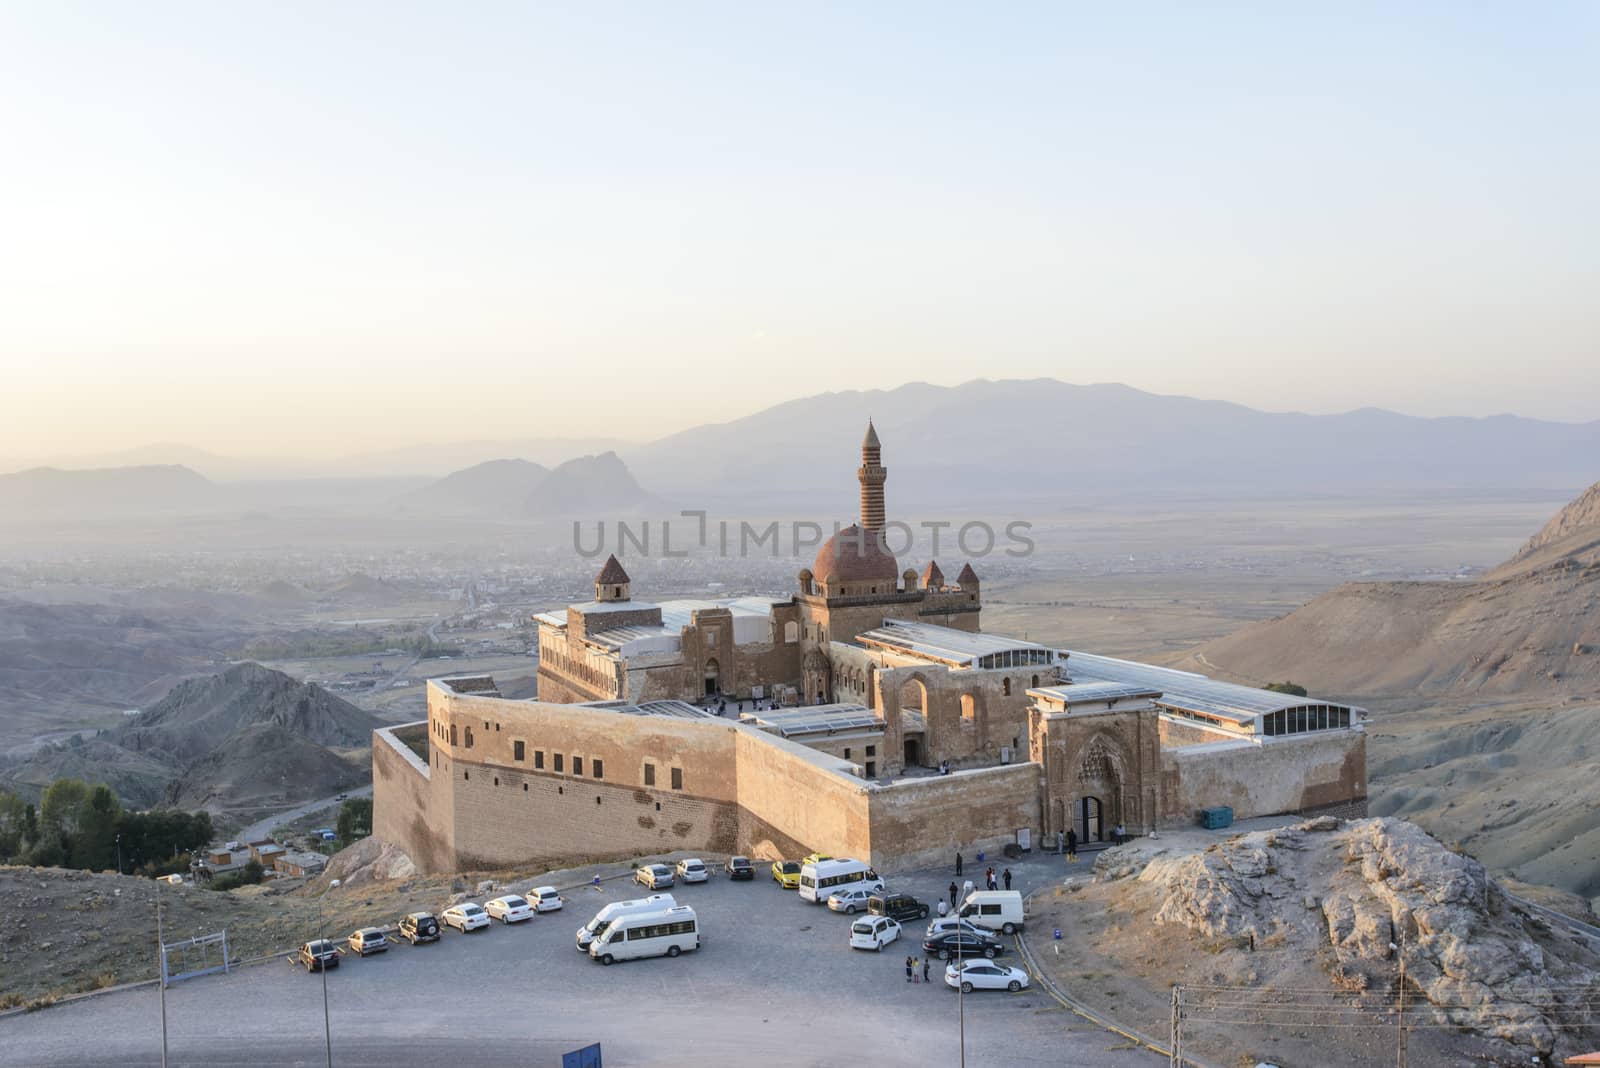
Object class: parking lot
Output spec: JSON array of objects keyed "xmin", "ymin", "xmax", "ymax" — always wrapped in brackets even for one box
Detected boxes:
[{"xmin": 0, "ymin": 852, "xmax": 1162, "ymax": 1067}]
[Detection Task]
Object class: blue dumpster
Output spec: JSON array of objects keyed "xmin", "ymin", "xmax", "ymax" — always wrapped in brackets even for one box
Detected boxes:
[{"xmin": 1200, "ymin": 806, "xmax": 1234, "ymax": 829}]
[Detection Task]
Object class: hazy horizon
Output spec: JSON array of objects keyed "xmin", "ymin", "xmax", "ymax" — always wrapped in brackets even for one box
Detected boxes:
[{"xmin": 4, "ymin": 3, "xmax": 1598, "ymax": 457}]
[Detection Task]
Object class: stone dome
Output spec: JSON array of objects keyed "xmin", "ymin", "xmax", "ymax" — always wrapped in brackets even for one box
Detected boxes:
[{"xmin": 812, "ymin": 524, "xmax": 900, "ymax": 586}]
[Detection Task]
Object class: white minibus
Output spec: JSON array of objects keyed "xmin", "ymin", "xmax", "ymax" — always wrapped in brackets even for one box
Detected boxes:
[
  {"xmin": 575, "ymin": 893, "xmax": 676, "ymax": 951},
  {"xmin": 588, "ymin": 905, "xmax": 699, "ymax": 965},
  {"xmin": 798, "ymin": 858, "xmax": 883, "ymax": 904}
]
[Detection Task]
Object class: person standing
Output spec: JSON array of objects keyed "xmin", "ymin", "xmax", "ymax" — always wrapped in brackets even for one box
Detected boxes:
[
  {"xmin": 1066, "ymin": 828, "xmax": 1078, "ymax": 862},
  {"xmin": 923, "ymin": 957, "xmax": 930, "ymax": 983},
  {"xmin": 948, "ymin": 881, "xmax": 958, "ymax": 909},
  {"xmin": 955, "ymin": 851, "xmax": 963, "ymax": 877},
  {"xmin": 905, "ymin": 955, "xmax": 914, "ymax": 982},
  {"xmin": 1002, "ymin": 867, "xmax": 1012, "ymax": 891},
  {"xmin": 985, "ymin": 866, "xmax": 996, "ymax": 891}
]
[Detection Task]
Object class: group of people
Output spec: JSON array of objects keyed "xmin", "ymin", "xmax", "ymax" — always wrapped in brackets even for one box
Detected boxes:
[
  {"xmin": 704, "ymin": 694, "xmax": 781, "ymax": 717},
  {"xmin": 945, "ymin": 863, "xmax": 1012, "ymax": 905},
  {"xmin": 904, "ymin": 955, "xmax": 931, "ymax": 983}
]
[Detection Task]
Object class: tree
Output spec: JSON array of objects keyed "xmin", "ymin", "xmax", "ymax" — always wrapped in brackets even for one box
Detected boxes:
[
  {"xmin": 1265, "ymin": 681, "xmax": 1309, "ymax": 697},
  {"xmin": 0, "ymin": 790, "xmax": 26, "ymax": 861},
  {"xmin": 71, "ymin": 784, "xmax": 121, "ymax": 871},
  {"xmin": 336, "ymin": 797, "xmax": 372, "ymax": 846},
  {"xmin": 40, "ymin": 778, "xmax": 91, "ymax": 839},
  {"xmin": 241, "ymin": 859, "xmax": 265, "ymax": 885}
]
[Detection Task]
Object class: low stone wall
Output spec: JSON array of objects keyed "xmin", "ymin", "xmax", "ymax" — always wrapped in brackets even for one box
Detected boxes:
[
  {"xmin": 1160, "ymin": 728, "xmax": 1366, "ymax": 826},
  {"xmin": 866, "ymin": 763, "xmax": 1042, "ymax": 871}
]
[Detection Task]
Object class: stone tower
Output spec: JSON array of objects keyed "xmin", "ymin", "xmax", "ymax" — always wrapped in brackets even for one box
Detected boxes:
[
  {"xmin": 594, "ymin": 554, "xmax": 631, "ymax": 602},
  {"xmin": 858, "ymin": 420, "xmax": 887, "ymax": 533}
]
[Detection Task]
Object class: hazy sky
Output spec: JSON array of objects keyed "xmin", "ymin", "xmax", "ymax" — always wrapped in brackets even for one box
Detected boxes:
[{"xmin": 2, "ymin": 3, "xmax": 1597, "ymax": 457}]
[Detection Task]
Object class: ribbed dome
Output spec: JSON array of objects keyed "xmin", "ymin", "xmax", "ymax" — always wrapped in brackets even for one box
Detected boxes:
[{"xmin": 813, "ymin": 524, "xmax": 900, "ymax": 585}]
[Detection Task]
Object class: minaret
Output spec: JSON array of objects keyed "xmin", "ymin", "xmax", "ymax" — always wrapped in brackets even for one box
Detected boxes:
[{"xmin": 858, "ymin": 420, "xmax": 887, "ymax": 533}]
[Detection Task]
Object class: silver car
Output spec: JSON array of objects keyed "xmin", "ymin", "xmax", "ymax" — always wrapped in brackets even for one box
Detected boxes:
[{"xmin": 827, "ymin": 886, "xmax": 875, "ymax": 914}]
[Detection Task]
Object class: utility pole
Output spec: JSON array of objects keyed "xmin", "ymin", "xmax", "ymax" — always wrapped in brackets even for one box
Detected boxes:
[
  {"xmin": 116, "ymin": 833, "xmax": 123, "ymax": 876},
  {"xmin": 1395, "ymin": 934, "xmax": 1408, "ymax": 1068},
  {"xmin": 157, "ymin": 881, "xmax": 168, "ymax": 1068},
  {"xmin": 1169, "ymin": 984, "xmax": 1183, "ymax": 1067},
  {"xmin": 957, "ymin": 948, "xmax": 966, "ymax": 1068},
  {"xmin": 322, "ymin": 878, "xmax": 340, "ymax": 1068}
]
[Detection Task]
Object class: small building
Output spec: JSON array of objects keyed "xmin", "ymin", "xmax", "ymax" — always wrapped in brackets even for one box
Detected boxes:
[{"xmin": 273, "ymin": 850, "xmax": 328, "ymax": 878}]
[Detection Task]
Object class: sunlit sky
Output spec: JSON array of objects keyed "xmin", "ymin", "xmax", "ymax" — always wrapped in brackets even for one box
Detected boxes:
[{"xmin": 2, "ymin": 2, "xmax": 1597, "ymax": 458}]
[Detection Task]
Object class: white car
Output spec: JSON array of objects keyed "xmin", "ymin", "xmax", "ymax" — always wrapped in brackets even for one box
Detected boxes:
[
  {"xmin": 675, "ymin": 858, "xmax": 709, "ymax": 884},
  {"xmin": 441, "ymin": 903, "xmax": 490, "ymax": 932},
  {"xmin": 925, "ymin": 916, "xmax": 989, "ymax": 940},
  {"xmin": 530, "ymin": 886, "xmax": 563, "ymax": 912},
  {"xmin": 945, "ymin": 959, "xmax": 1030, "ymax": 993},
  {"xmin": 848, "ymin": 915, "xmax": 901, "ymax": 952},
  {"xmin": 485, "ymin": 895, "xmax": 534, "ymax": 924},
  {"xmin": 827, "ymin": 887, "xmax": 875, "ymax": 914}
]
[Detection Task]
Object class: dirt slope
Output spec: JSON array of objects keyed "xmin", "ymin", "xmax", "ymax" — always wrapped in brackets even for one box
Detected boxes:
[{"xmin": 1181, "ymin": 479, "xmax": 1600, "ymax": 698}]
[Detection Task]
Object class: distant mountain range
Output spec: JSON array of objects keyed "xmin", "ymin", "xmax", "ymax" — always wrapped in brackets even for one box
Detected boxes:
[{"xmin": 5, "ymin": 380, "xmax": 1600, "ymax": 521}]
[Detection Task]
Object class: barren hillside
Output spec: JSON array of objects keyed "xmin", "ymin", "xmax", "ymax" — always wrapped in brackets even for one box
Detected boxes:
[{"xmin": 1180, "ymin": 479, "xmax": 1600, "ymax": 698}]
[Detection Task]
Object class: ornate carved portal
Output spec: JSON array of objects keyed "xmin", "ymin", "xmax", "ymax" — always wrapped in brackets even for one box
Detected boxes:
[{"xmin": 1042, "ymin": 727, "xmax": 1149, "ymax": 843}]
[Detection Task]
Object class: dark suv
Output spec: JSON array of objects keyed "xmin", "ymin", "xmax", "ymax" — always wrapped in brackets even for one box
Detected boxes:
[
  {"xmin": 398, "ymin": 912, "xmax": 440, "ymax": 944},
  {"xmin": 868, "ymin": 893, "xmax": 930, "ymax": 923},
  {"xmin": 295, "ymin": 939, "xmax": 341, "ymax": 972},
  {"xmin": 726, "ymin": 856, "xmax": 754, "ymax": 881}
]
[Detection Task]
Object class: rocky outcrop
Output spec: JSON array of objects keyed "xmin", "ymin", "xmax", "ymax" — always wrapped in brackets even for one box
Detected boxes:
[
  {"xmin": 1132, "ymin": 817, "xmax": 1600, "ymax": 1062},
  {"xmin": 319, "ymin": 836, "xmax": 418, "ymax": 889}
]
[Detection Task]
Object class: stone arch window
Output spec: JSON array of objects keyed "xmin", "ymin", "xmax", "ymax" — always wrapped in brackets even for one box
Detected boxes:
[
  {"xmin": 961, "ymin": 693, "xmax": 977, "ymax": 726},
  {"xmin": 1031, "ymin": 674, "xmax": 1040, "ymax": 688},
  {"xmin": 1002, "ymin": 678, "xmax": 1011, "ymax": 697},
  {"xmin": 784, "ymin": 621, "xmax": 799, "ymax": 643}
]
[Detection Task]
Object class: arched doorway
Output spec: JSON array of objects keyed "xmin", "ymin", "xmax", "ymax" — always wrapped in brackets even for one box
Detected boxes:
[
  {"xmin": 903, "ymin": 737, "xmax": 921, "ymax": 767},
  {"xmin": 1076, "ymin": 796, "xmax": 1103, "ymax": 843},
  {"xmin": 703, "ymin": 657, "xmax": 720, "ymax": 696}
]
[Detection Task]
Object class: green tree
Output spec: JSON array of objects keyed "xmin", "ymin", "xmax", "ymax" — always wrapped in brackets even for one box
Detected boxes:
[
  {"xmin": 71, "ymin": 783, "xmax": 122, "ymax": 871},
  {"xmin": 0, "ymin": 790, "xmax": 26, "ymax": 861},
  {"xmin": 40, "ymin": 778, "xmax": 90, "ymax": 839},
  {"xmin": 335, "ymin": 797, "xmax": 372, "ymax": 846},
  {"xmin": 1265, "ymin": 681, "xmax": 1309, "ymax": 697},
  {"xmin": 241, "ymin": 859, "xmax": 265, "ymax": 885}
]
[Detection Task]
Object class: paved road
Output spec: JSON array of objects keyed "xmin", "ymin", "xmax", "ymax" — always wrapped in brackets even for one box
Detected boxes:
[
  {"xmin": 0, "ymin": 850, "xmax": 1161, "ymax": 1067},
  {"xmin": 237, "ymin": 784, "xmax": 373, "ymax": 845}
]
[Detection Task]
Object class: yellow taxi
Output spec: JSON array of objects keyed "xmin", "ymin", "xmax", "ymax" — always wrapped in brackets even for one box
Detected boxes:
[
  {"xmin": 771, "ymin": 860, "xmax": 802, "ymax": 889},
  {"xmin": 801, "ymin": 852, "xmax": 832, "ymax": 866}
]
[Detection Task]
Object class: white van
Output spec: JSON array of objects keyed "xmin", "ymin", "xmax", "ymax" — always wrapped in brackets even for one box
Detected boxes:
[
  {"xmin": 588, "ymin": 905, "xmax": 698, "ymax": 965},
  {"xmin": 958, "ymin": 890, "xmax": 1025, "ymax": 935},
  {"xmin": 575, "ymin": 893, "xmax": 677, "ymax": 951},
  {"xmin": 798, "ymin": 858, "xmax": 883, "ymax": 904}
]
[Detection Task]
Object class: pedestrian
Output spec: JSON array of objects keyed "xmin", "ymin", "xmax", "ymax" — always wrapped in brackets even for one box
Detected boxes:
[
  {"xmin": 985, "ymin": 866, "xmax": 996, "ymax": 891},
  {"xmin": 905, "ymin": 955, "xmax": 914, "ymax": 982},
  {"xmin": 1066, "ymin": 828, "xmax": 1078, "ymax": 861},
  {"xmin": 923, "ymin": 956, "xmax": 930, "ymax": 983},
  {"xmin": 948, "ymin": 881, "xmax": 958, "ymax": 909},
  {"xmin": 1003, "ymin": 867, "xmax": 1012, "ymax": 891},
  {"xmin": 955, "ymin": 851, "xmax": 963, "ymax": 877},
  {"xmin": 937, "ymin": 899, "xmax": 948, "ymax": 917}
]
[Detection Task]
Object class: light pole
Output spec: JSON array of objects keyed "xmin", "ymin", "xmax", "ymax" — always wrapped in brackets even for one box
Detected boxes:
[
  {"xmin": 321, "ymin": 878, "xmax": 341, "ymax": 1068},
  {"xmin": 156, "ymin": 879, "xmax": 168, "ymax": 1068},
  {"xmin": 116, "ymin": 833, "xmax": 123, "ymax": 876}
]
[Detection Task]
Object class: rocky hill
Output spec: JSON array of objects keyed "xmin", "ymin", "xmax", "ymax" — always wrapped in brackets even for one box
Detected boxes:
[
  {"xmin": 0, "ymin": 663, "xmax": 377, "ymax": 814},
  {"xmin": 116, "ymin": 661, "xmax": 377, "ymax": 765},
  {"xmin": 404, "ymin": 457, "xmax": 549, "ymax": 516},
  {"xmin": 1041, "ymin": 818, "xmax": 1600, "ymax": 1067},
  {"xmin": 1180, "ymin": 479, "xmax": 1600, "ymax": 698},
  {"xmin": 405, "ymin": 451, "xmax": 655, "ymax": 518},
  {"xmin": 527, "ymin": 451, "xmax": 653, "ymax": 516}
]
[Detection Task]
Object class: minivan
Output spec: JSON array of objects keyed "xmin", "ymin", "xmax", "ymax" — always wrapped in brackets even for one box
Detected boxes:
[
  {"xmin": 957, "ymin": 890, "xmax": 1025, "ymax": 934},
  {"xmin": 576, "ymin": 894, "xmax": 677, "ymax": 951},
  {"xmin": 868, "ymin": 893, "xmax": 930, "ymax": 923}
]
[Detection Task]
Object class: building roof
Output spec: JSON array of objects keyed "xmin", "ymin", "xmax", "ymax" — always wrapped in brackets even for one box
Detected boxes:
[
  {"xmin": 595, "ymin": 554, "xmax": 631, "ymax": 585},
  {"xmin": 741, "ymin": 703, "xmax": 882, "ymax": 738},
  {"xmin": 1028, "ymin": 681, "xmax": 1162, "ymax": 707},
  {"xmin": 921, "ymin": 560, "xmax": 945, "ymax": 588},
  {"xmin": 1064, "ymin": 650, "xmax": 1362, "ymax": 727},
  {"xmin": 576, "ymin": 699, "xmax": 718, "ymax": 719},
  {"xmin": 813, "ymin": 523, "xmax": 899, "ymax": 585},
  {"xmin": 570, "ymin": 596, "xmax": 784, "ymax": 657},
  {"xmin": 437, "ymin": 675, "xmax": 503, "ymax": 697},
  {"xmin": 863, "ymin": 420, "xmax": 880, "ymax": 450},
  {"xmin": 855, "ymin": 619, "xmax": 1058, "ymax": 669},
  {"xmin": 956, "ymin": 562, "xmax": 979, "ymax": 586}
]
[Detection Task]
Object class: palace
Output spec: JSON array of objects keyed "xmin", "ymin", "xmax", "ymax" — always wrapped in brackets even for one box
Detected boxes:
[{"xmin": 373, "ymin": 424, "xmax": 1367, "ymax": 873}]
